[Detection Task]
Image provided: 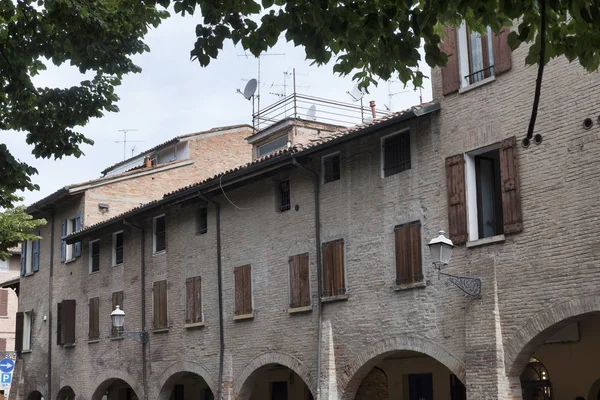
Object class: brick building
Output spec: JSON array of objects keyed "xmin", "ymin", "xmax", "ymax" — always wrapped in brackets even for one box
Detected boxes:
[{"xmin": 13, "ymin": 24, "xmax": 600, "ymax": 400}]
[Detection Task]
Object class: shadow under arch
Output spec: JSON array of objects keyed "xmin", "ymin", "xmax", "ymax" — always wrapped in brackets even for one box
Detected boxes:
[
  {"xmin": 26, "ymin": 390, "xmax": 44, "ymax": 400},
  {"xmin": 234, "ymin": 351, "xmax": 316, "ymax": 400},
  {"xmin": 89, "ymin": 371, "xmax": 143, "ymax": 400},
  {"xmin": 504, "ymin": 295, "xmax": 600, "ymax": 377},
  {"xmin": 56, "ymin": 386, "xmax": 76, "ymax": 400},
  {"xmin": 156, "ymin": 361, "xmax": 217, "ymax": 400},
  {"xmin": 340, "ymin": 335, "xmax": 466, "ymax": 400},
  {"xmin": 588, "ymin": 377, "xmax": 600, "ymax": 400}
]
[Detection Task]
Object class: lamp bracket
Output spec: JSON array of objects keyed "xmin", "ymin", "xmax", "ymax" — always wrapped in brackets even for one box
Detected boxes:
[
  {"xmin": 440, "ymin": 272, "xmax": 482, "ymax": 297},
  {"xmin": 117, "ymin": 329, "xmax": 149, "ymax": 343}
]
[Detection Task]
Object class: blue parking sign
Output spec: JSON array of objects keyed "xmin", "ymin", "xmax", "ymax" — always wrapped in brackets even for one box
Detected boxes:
[
  {"xmin": 0, "ymin": 359, "xmax": 14, "ymax": 374},
  {"xmin": 1, "ymin": 373, "xmax": 11, "ymax": 385}
]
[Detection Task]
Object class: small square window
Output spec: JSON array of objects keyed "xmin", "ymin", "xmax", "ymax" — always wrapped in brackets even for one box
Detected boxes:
[
  {"xmin": 323, "ymin": 153, "xmax": 341, "ymax": 183},
  {"xmin": 154, "ymin": 215, "xmax": 166, "ymax": 253},
  {"xmin": 196, "ymin": 208, "xmax": 208, "ymax": 235},
  {"xmin": 279, "ymin": 181, "xmax": 291, "ymax": 212},
  {"xmin": 382, "ymin": 131, "xmax": 411, "ymax": 177},
  {"xmin": 89, "ymin": 240, "xmax": 100, "ymax": 273},
  {"xmin": 113, "ymin": 231, "xmax": 124, "ymax": 266}
]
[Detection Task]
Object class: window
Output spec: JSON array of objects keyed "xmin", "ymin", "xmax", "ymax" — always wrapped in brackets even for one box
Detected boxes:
[
  {"xmin": 322, "ymin": 153, "xmax": 341, "ymax": 183},
  {"xmin": 0, "ymin": 258, "xmax": 9, "ymax": 272},
  {"xmin": 446, "ymin": 136, "xmax": 522, "ymax": 245},
  {"xmin": 88, "ymin": 297, "xmax": 99, "ymax": 340},
  {"xmin": 185, "ymin": 276, "xmax": 203, "ymax": 324},
  {"xmin": 257, "ymin": 136, "xmax": 288, "ymax": 158},
  {"xmin": 289, "ymin": 253, "xmax": 310, "ymax": 309},
  {"xmin": 153, "ymin": 215, "xmax": 166, "ymax": 253},
  {"xmin": 439, "ymin": 24, "xmax": 511, "ymax": 95},
  {"xmin": 382, "ymin": 130, "xmax": 411, "ymax": 177},
  {"xmin": 16, "ymin": 311, "xmax": 33, "ymax": 353},
  {"xmin": 89, "ymin": 240, "xmax": 100, "ymax": 273},
  {"xmin": 279, "ymin": 181, "xmax": 291, "ymax": 212},
  {"xmin": 153, "ymin": 280, "xmax": 168, "ymax": 329},
  {"xmin": 394, "ymin": 221, "xmax": 423, "ymax": 285},
  {"xmin": 0, "ymin": 290, "xmax": 8, "ymax": 317},
  {"xmin": 111, "ymin": 291, "xmax": 123, "ymax": 337},
  {"xmin": 61, "ymin": 214, "xmax": 82, "ymax": 262},
  {"xmin": 234, "ymin": 264, "xmax": 253, "ymax": 317},
  {"xmin": 20, "ymin": 231, "xmax": 40, "ymax": 276},
  {"xmin": 196, "ymin": 208, "xmax": 208, "ymax": 235},
  {"xmin": 56, "ymin": 300, "xmax": 76, "ymax": 346},
  {"xmin": 321, "ymin": 239, "xmax": 346, "ymax": 297},
  {"xmin": 113, "ymin": 231, "xmax": 124, "ymax": 266}
]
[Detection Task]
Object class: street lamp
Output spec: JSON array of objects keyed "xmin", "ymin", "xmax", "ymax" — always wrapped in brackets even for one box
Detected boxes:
[
  {"xmin": 110, "ymin": 305, "xmax": 148, "ymax": 343},
  {"xmin": 427, "ymin": 230, "xmax": 482, "ymax": 297}
]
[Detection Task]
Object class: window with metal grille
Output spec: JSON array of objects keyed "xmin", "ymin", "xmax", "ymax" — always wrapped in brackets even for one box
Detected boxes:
[
  {"xmin": 196, "ymin": 207, "xmax": 208, "ymax": 235},
  {"xmin": 89, "ymin": 240, "xmax": 100, "ymax": 273},
  {"xmin": 113, "ymin": 231, "xmax": 124, "ymax": 266},
  {"xmin": 154, "ymin": 215, "xmax": 166, "ymax": 253},
  {"xmin": 382, "ymin": 131, "xmax": 411, "ymax": 177},
  {"xmin": 279, "ymin": 180, "xmax": 291, "ymax": 212},
  {"xmin": 323, "ymin": 153, "xmax": 341, "ymax": 183}
]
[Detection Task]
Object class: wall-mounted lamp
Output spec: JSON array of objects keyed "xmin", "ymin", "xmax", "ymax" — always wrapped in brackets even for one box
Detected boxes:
[{"xmin": 110, "ymin": 305, "xmax": 148, "ymax": 343}]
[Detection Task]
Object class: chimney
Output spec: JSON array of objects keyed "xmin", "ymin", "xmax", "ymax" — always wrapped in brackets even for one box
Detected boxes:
[
  {"xmin": 369, "ymin": 101, "xmax": 376, "ymax": 119},
  {"xmin": 144, "ymin": 156, "xmax": 152, "ymax": 168}
]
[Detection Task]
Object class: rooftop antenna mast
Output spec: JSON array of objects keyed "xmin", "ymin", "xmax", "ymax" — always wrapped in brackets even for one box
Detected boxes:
[
  {"xmin": 116, "ymin": 129, "xmax": 143, "ymax": 161},
  {"xmin": 387, "ymin": 80, "xmax": 410, "ymax": 112},
  {"xmin": 347, "ymin": 83, "xmax": 366, "ymax": 123}
]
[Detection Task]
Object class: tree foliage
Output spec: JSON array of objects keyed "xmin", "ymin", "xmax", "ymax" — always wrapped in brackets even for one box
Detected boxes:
[{"xmin": 0, "ymin": 205, "xmax": 46, "ymax": 261}]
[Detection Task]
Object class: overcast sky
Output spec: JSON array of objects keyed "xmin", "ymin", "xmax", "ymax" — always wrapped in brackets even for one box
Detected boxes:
[{"xmin": 2, "ymin": 11, "xmax": 432, "ymax": 206}]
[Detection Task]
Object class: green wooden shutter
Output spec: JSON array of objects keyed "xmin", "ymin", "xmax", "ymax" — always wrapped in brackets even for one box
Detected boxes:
[
  {"xmin": 20, "ymin": 241, "xmax": 26, "ymax": 276},
  {"xmin": 32, "ymin": 231, "xmax": 40, "ymax": 272}
]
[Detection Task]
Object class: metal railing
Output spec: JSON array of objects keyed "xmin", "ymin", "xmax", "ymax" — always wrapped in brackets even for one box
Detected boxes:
[
  {"xmin": 465, "ymin": 65, "xmax": 495, "ymax": 85},
  {"xmin": 252, "ymin": 93, "xmax": 389, "ymax": 130}
]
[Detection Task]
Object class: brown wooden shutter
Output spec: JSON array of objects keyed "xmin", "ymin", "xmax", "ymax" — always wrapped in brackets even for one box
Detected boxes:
[
  {"xmin": 153, "ymin": 280, "xmax": 168, "ymax": 328},
  {"xmin": 56, "ymin": 302, "xmax": 62, "ymax": 345},
  {"xmin": 289, "ymin": 253, "xmax": 310, "ymax": 308},
  {"xmin": 0, "ymin": 338, "xmax": 6, "ymax": 352},
  {"xmin": 242, "ymin": 265, "xmax": 252, "ymax": 314},
  {"xmin": 0, "ymin": 290, "xmax": 7, "ymax": 317},
  {"xmin": 321, "ymin": 243, "xmax": 334, "ymax": 297},
  {"xmin": 446, "ymin": 154, "xmax": 468, "ymax": 245},
  {"xmin": 62, "ymin": 299, "xmax": 76, "ymax": 345},
  {"xmin": 185, "ymin": 276, "xmax": 202, "ymax": 323},
  {"xmin": 15, "ymin": 312, "xmax": 24, "ymax": 355},
  {"xmin": 492, "ymin": 28, "xmax": 512, "ymax": 75},
  {"xmin": 499, "ymin": 136, "xmax": 523, "ymax": 234},
  {"xmin": 89, "ymin": 297, "xmax": 99, "ymax": 340},
  {"xmin": 332, "ymin": 240, "xmax": 345, "ymax": 295},
  {"xmin": 395, "ymin": 224, "xmax": 410, "ymax": 284},
  {"xmin": 234, "ymin": 265, "xmax": 252, "ymax": 315},
  {"xmin": 111, "ymin": 291, "xmax": 123, "ymax": 336},
  {"xmin": 440, "ymin": 26, "xmax": 461, "ymax": 95},
  {"xmin": 410, "ymin": 221, "xmax": 423, "ymax": 281}
]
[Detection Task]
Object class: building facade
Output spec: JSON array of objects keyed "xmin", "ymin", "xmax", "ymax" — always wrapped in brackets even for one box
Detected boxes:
[{"xmin": 13, "ymin": 26, "xmax": 600, "ymax": 400}]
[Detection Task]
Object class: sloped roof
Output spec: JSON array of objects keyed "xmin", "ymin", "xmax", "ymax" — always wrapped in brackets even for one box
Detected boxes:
[{"xmin": 66, "ymin": 101, "xmax": 439, "ymax": 243}]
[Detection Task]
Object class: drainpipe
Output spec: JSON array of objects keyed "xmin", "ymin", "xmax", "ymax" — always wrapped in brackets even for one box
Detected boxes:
[
  {"xmin": 292, "ymin": 158, "xmax": 323, "ymax": 400},
  {"xmin": 123, "ymin": 220, "xmax": 148, "ymax": 400},
  {"xmin": 47, "ymin": 211, "xmax": 55, "ymax": 400},
  {"xmin": 197, "ymin": 194, "xmax": 224, "ymax": 400}
]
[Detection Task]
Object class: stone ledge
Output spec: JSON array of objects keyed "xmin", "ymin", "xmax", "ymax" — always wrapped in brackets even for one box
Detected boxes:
[
  {"xmin": 233, "ymin": 313, "xmax": 254, "ymax": 321},
  {"xmin": 459, "ymin": 76, "xmax": 496, "ymax": 94},
  {"xmin": 184, "ymin": 322, "xmax": 205, "ymax": 329},
  {"xmin": 392, "ymin": 281, "xmax": 427, "ymax": 291},
  {"xmin": 288, "ymin": 305, "xmax": 312, "ymax": 314},
  {"xmin": 321, "ymin": 294, "xmax": 349, "ymax": 303},
  {"xmin": 466, "ymin": 234, "xmax": 506, "ymax": 249}
]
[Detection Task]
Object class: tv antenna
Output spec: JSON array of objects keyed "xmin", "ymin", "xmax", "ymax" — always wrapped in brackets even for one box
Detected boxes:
[
  {"xmin": 387, "ymin": 80, "xmax": 411, "ymax": 112},
  {"xmin": 347, "ymin": 84, "xmax": 366, "ymax": 123},
  {"xmin": 116, "ymin": 129, "xmax": 144, "ymax": 161}
]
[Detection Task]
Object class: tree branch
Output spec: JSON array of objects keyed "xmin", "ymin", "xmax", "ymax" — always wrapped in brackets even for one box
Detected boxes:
[{"xmin": 524, "ymin": 0, "xmax": 546, "ymax": 146}]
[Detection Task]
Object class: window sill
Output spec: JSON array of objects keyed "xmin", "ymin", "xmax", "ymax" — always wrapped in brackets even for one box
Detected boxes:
[
  {"xmin": 62, "ymin": 343, "xmax": 75, "ymax": 348},
  {"xmin": 21, "ymin": 350, "xmax": 32, "ymax": 354},
  {"xmin": 0, "ymin": 316, "xmax": 9, "ymax": 319},
  {"xmin": 65, "ymin": 258, "xmax": 77, "ymax": 264},
  {"xmin": 459, "ymin": 76, "xmax": 496, "ymax": 94},
  {"xmin": 113, "ymin": 263, "xmax": 123, "ymax": 268},
  {"xmin": 184, "ymin": 322, "xmax": 205, "ymax": 329},
  {"xmin": 392, "ymin": 281, "xmax": 427, "ymax": 291},
  {"xmin": 152, "ymin": 327, "xmax": 170, "ymax": 334},
  {"xmin": 320, "ymin": 294, "xmax": 349, "ymax": 303},
  {"xmin": 466, "ymin": 234, "xmax": 506, "ymax": 249},
  {"xmin": 89, "ymin": 270, "xmax": 100, "ymax": 275},
  {"xmin": 24, "ymin": 272, "xmax": 34, "ymax": 277},
  {"xmin": 233, "ymin": 313, "xmax": 254, "ymax": 321},
  {"xmin": 87, "ymin": 339, "xmax": 100, "ymax": 344},
  {"xmin": 288, "ymin": 305, "xmax": 312, "ymax": 314},
  {"xmin": 109, "ymin": 336, "xmax": 125, "ymax": 341},
  {"xmin": 153, "ymin": 250, "xmax": 166, "ymax": 256}
]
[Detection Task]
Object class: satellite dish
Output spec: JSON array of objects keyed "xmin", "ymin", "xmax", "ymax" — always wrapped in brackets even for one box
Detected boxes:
[
  {"xmin": 243, "ymin": 78, "xmax": 258, "ymax": 100},
  {"xmin": 347, "ymin": 84, "xmax": 365, "ymax": 102},
  {"xmin": 306, "ymin": 105, "xmax": 317, "ymax": 121}
]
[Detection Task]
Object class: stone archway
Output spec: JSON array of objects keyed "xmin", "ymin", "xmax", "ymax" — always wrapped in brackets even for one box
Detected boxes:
[
  {"xmin": 156, "ymin": 361, "xmax": 217, "ymax": 400},
  {"xmin": 504, "ymin": 295, "xmax": 600, "ymax": 377},
  {"xmin": 588, "ymin": 378, "xmax": 600, "ymax": 400},
  {"xmin": 56, "ymin": 386, "xmax": 76, "ymax": 400},
  {"xmin": 26, "ymin": 390, "xmax": 44, "ymax": 400},
  {"xmin": 340, "ymin": 335, "xmax": 466, "ymax": 400},
  {"xmin": 234, "ymin": 351, "xmax": 315, "ymax": 400},
  {"xmin": 90, "ymin": 372, "xmax": 143, "ymax": 400}
]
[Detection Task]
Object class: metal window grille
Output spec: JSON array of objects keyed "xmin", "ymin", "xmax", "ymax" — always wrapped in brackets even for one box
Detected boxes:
[
  {"xmin": 279, "ymin": 181, "xmax": 291, "ymax": 211},
  {"xmin": 115, "ymin": 232, "xmax": 124, "ymax": 264},
  {"xmin": 383, "ymin": 132, "xmax": 411, "ymax": 177},
  {"xmin": 91, "ymin": 241, "xmax": 100, "ymax": 273},
  {"xmin": 465, "ymin": 65, "xmax": 495, "ymax": 85}
]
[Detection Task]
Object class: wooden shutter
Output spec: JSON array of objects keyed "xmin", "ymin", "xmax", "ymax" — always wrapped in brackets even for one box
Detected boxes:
[
  {"xmin": 0, "ymin": 290, "xmax": 7, "ymax": 317},
  {"xmin": 185, "ymin": 276, "xmax": 202, "ymax": 323},
  {"xmin": 60, "ymin": 220, "xmax": 67, "ymax": 262},
  {"xmin": 20, "ymin": 241, "xmax": 26, "ymax": 276},
  {"xmin": 56, "ymin": 302, "xmax": 62, "ymax": 345},
  {"xmin": 153, "ymin": 280, "xmax": 168, "ymax": 328},
  {"xmin": 440, "ymin": 26, "xmax": 461, "ymax": 95},
  {"xmin": 74, "ymin": 213, "xmax": 82, "ymax": 258},
  {"xmin": 289, "ymin": 253, "xmax": 310, "ymax": 308},
  {"xmin": 111, "ymin": 291, "xmax": 123, "ymax": 336},
  {"xmin": 499, "ymin": 136, "xmax": 523, "ymax": 234},
  {"xmin": 15, "ymin": 312, "xmax": 23, "ymax": 355},
  {"xmin": 323, "ymin": 240, "xmax": 345, "ymax": 296},
  {"xmin": 321, "ymin": 243, "xmax": 334, "ymax": 297},
  {"xmin": 410, "ymin": 221, "xmax": 423, "ymax": 281},
  {"xmin": 61, "ymin": 299, "xmax": 76, "ymax": 345},
  {"xmin": 0, "ymin": 338, "xmax": 6, "ymax": 352},
  {"xmin": 395, "ymin": 222, "xmax": 423, "ymax": 284},
  {"xmin": 89, "ymin": 297, "xmax": 99, "ymax": 340},
  {"xmin": 32, "ymin": 231, "xmax": 40, "ymax": 272},
  {"xmin": 234, "ymin": 265, "xmax": 252, "ymax": 316},
  {"xmin": 492, "ymin": 28, "xmax": 512, "ymax": 75},
  {"xmin": 446, "ymin": 154, "xmax": 468, "ymax": 245}
]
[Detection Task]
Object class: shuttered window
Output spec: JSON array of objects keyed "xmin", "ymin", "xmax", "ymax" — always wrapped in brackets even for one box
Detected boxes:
[
  {"xmin": 321, "ymin": 239, "xmax": 346, "ymax": 297},
  {"xmin": 56, "ymin": 302, "xmax": 62, "ymax": 345},
  {"xmin": 0, "ymin": 290, "xmax": 7, "ymax": 317},
  {"xmin": 21, "ymin": 233, "xmax": 40, "ymax": 276},
  {"xmin": 323, "ymin": 153, "xmax": 341, "ymax": 183},
  {"xmin": 499, "ymin": 137, "xmax": 523, "ymax": 234},
  {"xmin": 289, "ymin": 253, "xmax": 310, "ymax": 309},
  {"xmin": 0, "ymin": 338, "xmax": 6, "ymax": 352},
  {"xmin": 60, "ymin": 300, "xmax": 76, "ymax": 346},
  {"xmin": 234, "ymin": 265, "xmax": 252, "ymax": 316},
  {"xmin": 279, "ymin": 181, "xmax": 291, "ymax": 212},
  {"xmin": 153, "ymin": 280, "xmax": 168, "ymax": 329},
  {"xmin": 15, "ymin": 312, "xmax": 23, "ymax": 355},
  {"xmin": 394, "ymin": 222, "xmax": 424, "ymax": 285},
  {"xmin": 196, "ymin": 208, "xmax": 208, "ymax": 235},
  {"xmin": 111, "ymin": 291, "xmax": 123, "ymax": 336},
  {"xmin": 154, "ymin": 215, "xmax": 166, "ymax": 253},
  {"xmin": 185, "ymin": 276, "xmax": 203, "ymax": 324},
  {"xmin": 88, "ymin": 297, "xmax": 99, "ymax": 340},
  {"xmin": 89, "ymin": 240, "xmax": 100, "ymax": 273},
  {"xmin": 446, "ymin": 154, "xmax": 468, "ymax": 245},
  {"xmin": 113, "ymin": 231, "xmax": 124, "ymax": 266},
  {"xmin": 382, "ymin": 131, "xmax": 411, "ymax": 177}
]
